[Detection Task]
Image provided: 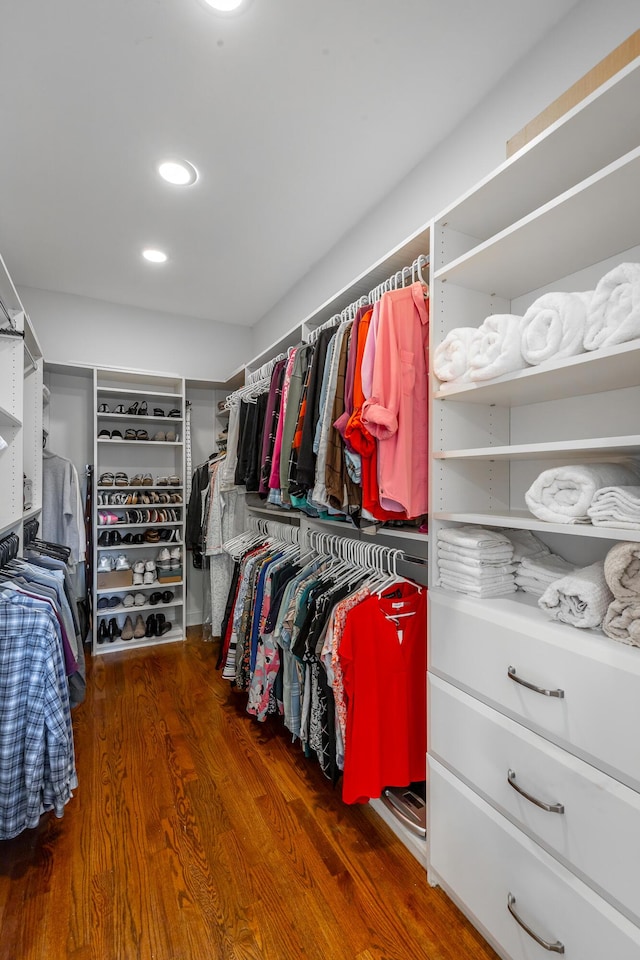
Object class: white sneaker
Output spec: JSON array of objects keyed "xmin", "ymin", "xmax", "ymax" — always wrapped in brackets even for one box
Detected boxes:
[
  {"xmin": 97, "ymin": 554, "xmax": 114, "ymax": 572},
  {"xmin": 144, "ymin": 559, "xmax": 156, "ymax": 573},
  {"xmin": 143, "ymin": 570, "xmax": 156, "ymax": 585},
  {"xmin": 133, "ymin": 572, "xmax": 143, "ymax": 586},
  {"xmin": 115, "ymin": 554, "xmax": 130, "ymax": 571},
  {"xmin": 133, "ymin": 561, "xmax": 145, "ymax": 575},
  {"xmin": 169, "ymin": 547, "xmax": 181, "ymax": 560},
  {"xmin": 157, "ymin": 548, "xmax": 170, "ymax": 563}
]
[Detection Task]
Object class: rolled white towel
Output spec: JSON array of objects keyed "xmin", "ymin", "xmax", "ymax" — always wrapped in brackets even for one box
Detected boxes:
[
  {"xmin": 587, "ymin": 485, "xmax": 640, "ymax": 528},
  {"xmin": 584, "ymin": 262, "xmax": 640, "ymax": 351},
  {"xmin": 603, "ymin": 541, "xmax": 640, "ymax": 600},
  {"xmin": 437, "ymin": 525, "xmax": 514, "ymax": 552},
  {"xmin": 438, "ymin": 544, "xmax": 514, "ymax": 567},
  {"xmin": 433, "ymin": 327, "xmax": 479, "ymax": 383},
  {"xmin": 521, "ymin": 291, "xmax": 592, "ymax": 365},
  {"xmin": 602, "ymin": 597, "xmax": 640, "ymax": 647},
  {"xmin": 524, "ymin": 462, "xmax": 640, "ymax": 524},
  {"xmin": 538, "ymin": 561, "xmax": 613, "ymax": 629},
  {"xmin": 467, "ymin": 314, "xmax": 528, "ymax": 382}
]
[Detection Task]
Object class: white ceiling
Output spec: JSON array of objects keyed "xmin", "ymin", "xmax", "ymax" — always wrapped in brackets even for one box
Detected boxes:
[{"xmin": 0, "ymin": 0, "xmax": 578, "ymax": 328}]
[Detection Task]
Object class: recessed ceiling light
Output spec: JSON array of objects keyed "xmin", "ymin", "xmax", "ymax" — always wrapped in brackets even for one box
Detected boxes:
[
  {"xmin": 143, "ymin": 249, "xmax": 168, "ymax": 263},
  {"xmin": 202, "ymin": 0, "xmax": 244, "ymax": 11},
  {"xmin": 158, "ymin": 159, "xmax": 198, "ymax": 186}
]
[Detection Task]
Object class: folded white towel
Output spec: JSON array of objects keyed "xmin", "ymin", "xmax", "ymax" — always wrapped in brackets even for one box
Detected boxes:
[
  {"xmin": 603, "ymin": 541, "xmax": 640, "ymax": 600},
  {"xmin": 587, "ymin": 485, "xmax": 640, "ymax": 528},
  {"xmin": 519, "ymin": 554, "xmax": 576, "ymax": 582},
  {"xmin": 538, "ymin": 561, "xmax": 612, "ymax": 629},
  {"xmin": 584, "ymin": 262, "xmax": 640, "ymax": 351},
  {"xmin": 602, "ymin": 598, "xmax": 640, "ymax": 647},
  {"xmin": 502, "ymin": 528, "xmax": 550, "ymax": 563},
  {"xmin": 439, "ymin": 558, "xmax": 516, "ymax": 578},
  {"xmin": 525, "ymin": 462, "xmax": 640, "ymax": 524},
  {"xmin": 433, "ymin": 327, "xmax": 479, "ymax": 383},
  {"xmin": 467, "ymin": 314, "xmax": 528, "ymax": 382},
  {"xmin": 521, "ymin": 291, "xmax": 592, "ymax": 365},
  {"xmin": 516, "ymin": 554, "xmax": 576, "ymax": 596},
  {"xmin": 437, "ymin": 525, "xmax": 514, "ymax": 552},
  {"xmin": 438, "ymin": 545, "xmax": 514, "ymax": 568},
  {"xmin": 441, "ymin": 579, "xmax": 517, "ymax": 598}
]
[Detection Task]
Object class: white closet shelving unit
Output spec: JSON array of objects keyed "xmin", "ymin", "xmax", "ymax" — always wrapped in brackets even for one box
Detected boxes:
[
  {"xmin": 93, "ymin": 367, "xmax": 186, "ymax": 654},
  {"xmin": 428, "ymin": 56, "xmax": 640, "ymax": 959},
  {"xmin": 0, "ymin": 254, "xmax": 43, "ymax": 544}
]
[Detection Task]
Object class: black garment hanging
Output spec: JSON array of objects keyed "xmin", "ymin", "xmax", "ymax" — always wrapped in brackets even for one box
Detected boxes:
[{"xmin": 296, "ymin": 327, "xmax": 334, "ymax": 490}]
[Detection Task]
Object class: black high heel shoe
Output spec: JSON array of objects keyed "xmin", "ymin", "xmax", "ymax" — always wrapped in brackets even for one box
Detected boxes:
[
  {"xmin": 145, "ymin": 614, "xmax": 157, "ymax": 638},
  {"xmin": 97, "ymin": 619, "xmax": 108, "ymax": 644},
  {"xmin": 108, "ymin": 617, "xmax": 121, "ymax": 642}
]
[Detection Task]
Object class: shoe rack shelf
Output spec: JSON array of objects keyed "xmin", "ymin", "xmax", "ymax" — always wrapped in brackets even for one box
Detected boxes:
[{"xmin": 92, "ymin": 367, "xmax": 186, "ymax": 655}]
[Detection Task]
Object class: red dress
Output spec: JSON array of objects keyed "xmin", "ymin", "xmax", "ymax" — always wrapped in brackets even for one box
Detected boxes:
[{"xmin": 338, "ymin": 583, "xmax": 427, "ymax": 804}]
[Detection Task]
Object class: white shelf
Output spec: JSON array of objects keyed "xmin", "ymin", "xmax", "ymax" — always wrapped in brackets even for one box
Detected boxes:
[
  {"xmin": 434, "ymin": 435, "xmax": 640, "ymax": 461},
  {"xmin": 22, "ymin": 505, "xmax": 42, "ymax": 521},
  {"xmin": 435, "ymin": 147, "xmax": 640, "ymax": 299},
  {"xmin": 245, "ymin": 504, "xmax": 301, "ymax": 523},
  {"xmin": 433, "ymin": 509, "xmax": 640, "ymax": 542},
  {"xmin": 434, "ymin": 56, "xmax": 640, "ymax": 242},
  {"xmin": 96, "ymin": 484, "xmax": 183, "ymax": 491},
  {"xmin": 361, "ymin": 525, "xmax": 429, "ymax": 542},
  {"xmin": 97, "ymin": 521, "xmax": 182, "ymax": 529},
  {"xmin": 97, "ymin": 598, "xmax": 182, "ymax": 615},
  {"xmin": 94, "ymin": 626, "xmax": 184, "ymax": 656},
  {"xmin": 96, "ymin": 541, "xmax": 183, "ymax": 551},
  {"xmin": 0, "ymin": 404, "xmax": 21, "ymax": 427},
  {"xmin": 97, "ymin": 386, "xmax": 181, "ymax": 400},
  {"xmin": 434, "ymin": 340, "xmax": 640, "ymax": 406},
  {"xmin": 96, "ymin": 580, "xmax": 183, "ymax": 592},
  {"xmin": 97, "ymin": 438, "xmax": 183, "ymax": 446},
  {"xmin": 97, "ymin": 413, "xmax": 183, "ymax": 424}
]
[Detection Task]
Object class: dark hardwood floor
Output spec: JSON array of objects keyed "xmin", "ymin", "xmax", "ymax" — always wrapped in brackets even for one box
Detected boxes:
[{"xmin": 0, "ymin": 636, "xmax": 499, "ymax": 960}]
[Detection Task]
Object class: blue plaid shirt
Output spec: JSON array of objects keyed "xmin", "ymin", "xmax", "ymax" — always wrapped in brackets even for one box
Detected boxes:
[{"xmin": 0, "ymin": 591, "xmax": 76, "ymax": 839}]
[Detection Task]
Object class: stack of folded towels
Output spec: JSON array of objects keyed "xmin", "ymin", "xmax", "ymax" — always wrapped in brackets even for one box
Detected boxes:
[
  {"xmin": 603, "ymin": 541, "xmax": 640, "ymax": 647},
  {"xmin": 587, "ymin": 486, "xmax": 640, "ymax": 528},
  {"xmin": 538, "ymin": 560, "xmax": 612, "ymax": 629},
  {"xmin": 525, "ymin": 462, "xmax": 640, "ymax": 524},
  {"xmin": 437, "ymin": 526, "xmax": 516, "ymax": 597},
  {"xmin": 501, "ymin": 528, "xmax": 576, "ymax": 597}
]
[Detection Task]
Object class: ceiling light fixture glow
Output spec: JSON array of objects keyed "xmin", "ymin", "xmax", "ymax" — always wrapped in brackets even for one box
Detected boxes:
[
  {"xmin": 203, "ymin": 0, "xmax": 244, "ymax": 11},
  {"xmin": 143, "ymin": 248, "xmax": 168, "ymax": 263},
  {"xmin": 158, "ymin": 159, "xmax": 199, "ymax": 186}
]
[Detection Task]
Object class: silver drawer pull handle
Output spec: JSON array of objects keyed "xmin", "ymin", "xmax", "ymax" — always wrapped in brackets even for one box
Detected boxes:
[
  {"xmin": 508, "ymin": 770, "xmax": 565, "ymax": 814},
  {"xmin": 508, "ymin": 666, "xmax": 564, "ymax": 699},
  {"xmin": 507, "ymin": 893, "xmax": 564, "ymax": 954}
]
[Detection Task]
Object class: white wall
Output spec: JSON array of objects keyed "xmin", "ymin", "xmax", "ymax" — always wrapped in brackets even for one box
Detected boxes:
[
  {"xmin": 20, "ymin": 286, "xmax": 252, "ymax": 384},
  {"xmin": 250, "ymin": 0, "xmax": 639, "ymax": 357}
]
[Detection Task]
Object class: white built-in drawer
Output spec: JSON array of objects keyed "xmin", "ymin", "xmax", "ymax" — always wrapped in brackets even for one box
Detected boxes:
[
  {"xmin": 428, "ymin": 759, "xmax": 640, "ymax": 960},
  {"xmin": 428, "ymin": 674, "xmax": 640, "ymax": 925},
  {"xmin": 429, "ymin": 589, "xmax": 640, "ymax": 791}
]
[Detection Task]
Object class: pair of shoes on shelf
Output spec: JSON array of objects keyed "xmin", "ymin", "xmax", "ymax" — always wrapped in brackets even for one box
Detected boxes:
[
  {"xmin": 167, "ymin": 408, "xmax": 180, "ymax": 418},
  {"xmin": 98, "ymin": 511, "xmax": 122, "ymax": 526},
  {"xmin": 120, "ymin": 613, "xmax": 147, "ymax": 640},
  {"xmin": 132, "ymin": 559, "xmax": 156, "ymax": 586},
  {"xmin": 122, "ymin": 532, "xmax": 144, "ymax": 545},
  {"xmin": 121, "ymin": 592, "xmax": 146, "ymax": 608},
  {"xmin": 97, "ymin": 554, "xmax": 115, "ymax": 573},
  {"xmin": 126, "ymin": 401, "xmax": 148, "ymax": 416},
  {"xmin": 125, "ymin": 429, "xmax": 149, "ymax": 441},
  {"xmin": 98, "ymin": 429, "xmax": 123, "ymax": 440},
  {"xmin": 149, "ymin": 590, "xmax": 174, "ymax": 605},
  {"xmin": 156, "ymin": 475, "xmax": 181, "ymax": 487},
  {"xmin": 146, "ymin": 612, "xmax": 171, "ymax": 638},
  {"xmin": 97, "ymin": 618, "xmax": 121, "ymax": 643},
  {"xmin": 98, "ymin": 529, "xmax": 122, "ymax": 546},
  {"xmin": 99, "ymin": 471, "xmax": 114, "ymax": 486},
  {"xmin": 152, "ymin": 430, "xmax": 178, "ymax": 442},
  {"xmin": 97, "ymin": 595, "xmax": 120, "ymax": 610}
]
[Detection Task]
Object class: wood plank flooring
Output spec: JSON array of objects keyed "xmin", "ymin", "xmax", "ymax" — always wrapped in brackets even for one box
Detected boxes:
[{"xmin": 0, "ymin": 636, "xmax": 499, "ymax": 960}]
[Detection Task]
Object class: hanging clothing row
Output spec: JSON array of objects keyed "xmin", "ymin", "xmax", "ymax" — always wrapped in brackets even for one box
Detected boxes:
[
  {"xmin": 218, "ymin": 519, "xmax": 427, "ymax": 805},
  {"xmin": 42, "ymin": 448, "xmax": 87, "ymax": 566},
  {"xmin": 222, "ymin": 258, "xmax": 429, "ymax": 526},
  {"xmin": 186, "ymin": 452, "xmax": 244, "ymax": 634},
  {"xmin": 0, "ymin": 530, "xmax": 85, "ymax": 839}
]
